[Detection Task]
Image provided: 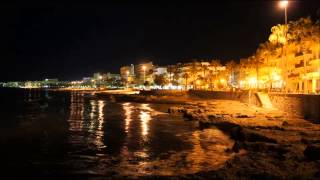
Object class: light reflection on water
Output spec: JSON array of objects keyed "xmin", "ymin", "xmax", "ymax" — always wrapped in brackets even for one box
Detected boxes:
[
  {"xmin": 68, "ymin": 92, "xmax": 106, "ymax": 150},
  {"xmin": 65, "ymin": 92, "xmax": 234, "ymax": 176},
  {"xmin": 68, "ymin": 92, "xmax": 84, "ymax": 132},
  {"xmin": 0, "ymin": 89, "xmax": 234, "ymax": 177},
  {"xmin": 95, "ymin": 100, "xmax": 105, "ymax": 150},
  {"xmin": 139, "ymin": 104, "xmax": 151, "ymax": 138},
  {"xmin": 122, "ymin": 102, "xmax": 132, "ymax": 133}
]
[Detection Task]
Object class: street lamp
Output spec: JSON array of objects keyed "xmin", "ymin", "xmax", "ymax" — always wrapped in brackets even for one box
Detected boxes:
[
  {"xmin": 279, "ymin": 0, "xmax": 289, "ymax": 93},
  {"xmin": 279, "ymin": 0, "xmax": 288, "ymax": 25}
]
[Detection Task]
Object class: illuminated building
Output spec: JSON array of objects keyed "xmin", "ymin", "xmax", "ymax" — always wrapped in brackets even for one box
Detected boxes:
[
  {"xmin": 43, "ymin": 78, "xmax": 59, "ymax": 88},
  {"xmin": 120, "ymin": 64, "xmax": 135, "ymax": 85},
  {"xmin": 154, "ymin": 66, "xmax": 167, "ymax": 75},
  {"xmin": 135, "ymin": 62, "xmax": 154, "ymax": 85}
]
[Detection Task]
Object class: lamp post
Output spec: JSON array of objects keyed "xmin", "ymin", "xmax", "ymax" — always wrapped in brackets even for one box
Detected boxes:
[
  {"xmin": 279, "ymin": 0, "xmax": 289, "ymax": 93},
  {"xmin": 279, "ymin": 0, "xmax": 288, "ymax": 25}
]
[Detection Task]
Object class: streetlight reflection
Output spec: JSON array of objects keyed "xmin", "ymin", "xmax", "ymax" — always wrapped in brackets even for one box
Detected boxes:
[
  {"xmin": 95, "ymin": 100, "xmax": 105, "ymax": 149},
  {"xmin": 139, "ymin": 104, "xmax": 151, "ymax": 138},
  {"xmin": 90, "ymin": 100, "xmax": 96, "ymax": 120},
  {"xmin": 123, "ymin": 102, "xmax": 133, "ymax": 133},
  {"xmin": 68, "ymin": 92, "xmax": 84, "ymax": 132}
]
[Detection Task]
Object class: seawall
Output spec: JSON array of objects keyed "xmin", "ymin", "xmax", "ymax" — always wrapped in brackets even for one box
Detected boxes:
[
  {"xmin": 140, "ymin": 90, "xmax": 319, "ymax": 122},
  {"xmin": 187, "ymin": 90, "xmax": 261, "ymax": 107},
  {"xmin": 268, "ymin": 93, "xmax": 320, "ymax": 121}
]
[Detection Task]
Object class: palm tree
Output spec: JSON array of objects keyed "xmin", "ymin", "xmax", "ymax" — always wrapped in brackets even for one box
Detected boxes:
[
  {"xmin": 201, "ymin": 62, "xmax": 209, "ymax": 77},
  {"xmin": 210, "ymin": 59, "xmax": 221, "ymax": 89},
  {"xmin": 167, "ymin": 65, "xmax": 175, "ymax": 85},
  {"xmin": 173, "ymin": 64, "xmax": 182, "ymax": 86},
  {"xmin": 200, "ymin": 62, "xmax": 209, "ymax": 90},
  {"xmin": 190, "ymin": 60, "xmax": 200, "ymax": 89},
  {"xmin": 258, "ymin": 42, "xmax": 277, "ymax": 91},
  {"xmin": 255, "ymin": 44, "xmax": 270, "ymax": 90},
  {"xmin": 225, "ymin": 60, "xmax": 237, "ymax": 86},
  {"xmin": 182, "ymin": 72, "xmax": 190, "ymax": 90},
  {"xmin": 247, "ymin": 56, "xmax": 259, "ymax": 89},
  {"xmin": 207, "ymin": 70, "xmax": 215, "ymax": 90},
  {"xmin": 269, "ymin": 24, "xmax": 288, "ymax": 46},
  {"xmin": 239, "ymin": 58, "xmax": 248, "ymax": 88}
]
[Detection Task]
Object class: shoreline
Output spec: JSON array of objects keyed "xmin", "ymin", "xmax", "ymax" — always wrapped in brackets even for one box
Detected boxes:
[
  {"xmin": 164, "ymin": 100, "xmax": 320, "ymax": 179},
  {"xmin": 93, "ymin": 92, "xmax": 320, "ymax": 179},
  {"xmin": 73, "ymin": 90, "xmax": 320, "ymax": 178},
  {"xmin": 1, "ymin": 88, "xmax": 320, "ymax": 178}
]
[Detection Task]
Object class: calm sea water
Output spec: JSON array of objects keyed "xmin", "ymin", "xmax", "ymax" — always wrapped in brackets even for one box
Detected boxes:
[{"xmin": 0, "ymin": 88, "xmax": 233, "ymax": 178}]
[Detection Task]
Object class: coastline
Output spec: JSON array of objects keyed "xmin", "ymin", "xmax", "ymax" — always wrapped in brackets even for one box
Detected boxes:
[
  {"xmin": 4, "ymin": 88, "xmax": 319, "ymax": 178},
  {"xmin": 90, "ymin": 90, "xmax": 320, "ymax": 179}
]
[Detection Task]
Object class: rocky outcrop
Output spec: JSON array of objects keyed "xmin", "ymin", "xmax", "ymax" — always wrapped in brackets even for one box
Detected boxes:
[{"xmin": 166, "ymin": 99, "xmax": 320, "ymax": 179}]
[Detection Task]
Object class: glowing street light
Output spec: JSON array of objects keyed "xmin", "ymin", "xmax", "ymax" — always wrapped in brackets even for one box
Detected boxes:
[
  {"xmin": 279, "ymin": 0, "xmax": 288, "ymax": 8},
  {"xmin": 278, "ymin": 1, "xmax": 289, "ymax": 92},
  {"xmin": 279, "ymin": 0, "xmax": 288, "ymax": 25}
]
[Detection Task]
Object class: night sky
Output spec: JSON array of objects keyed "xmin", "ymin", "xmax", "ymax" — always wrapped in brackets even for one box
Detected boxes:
[{"xmin": 1, "ymin": 1, "xmax": 320, "ymax": 81}]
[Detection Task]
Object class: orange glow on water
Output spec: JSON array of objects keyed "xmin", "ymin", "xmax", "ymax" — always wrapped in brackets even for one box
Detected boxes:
[
  {"xmin": 139, "ymin": 104, "xmax": 151, "ymax": 138},
  {"xmin": 123, "ymin": 102, "xmax": 133, "ymax": 133}
]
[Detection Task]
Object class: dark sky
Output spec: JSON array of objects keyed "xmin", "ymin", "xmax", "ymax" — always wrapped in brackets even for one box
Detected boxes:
[{"xmin": 1, "ymin": 1, "xmax": 319, "ymax": 81}]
